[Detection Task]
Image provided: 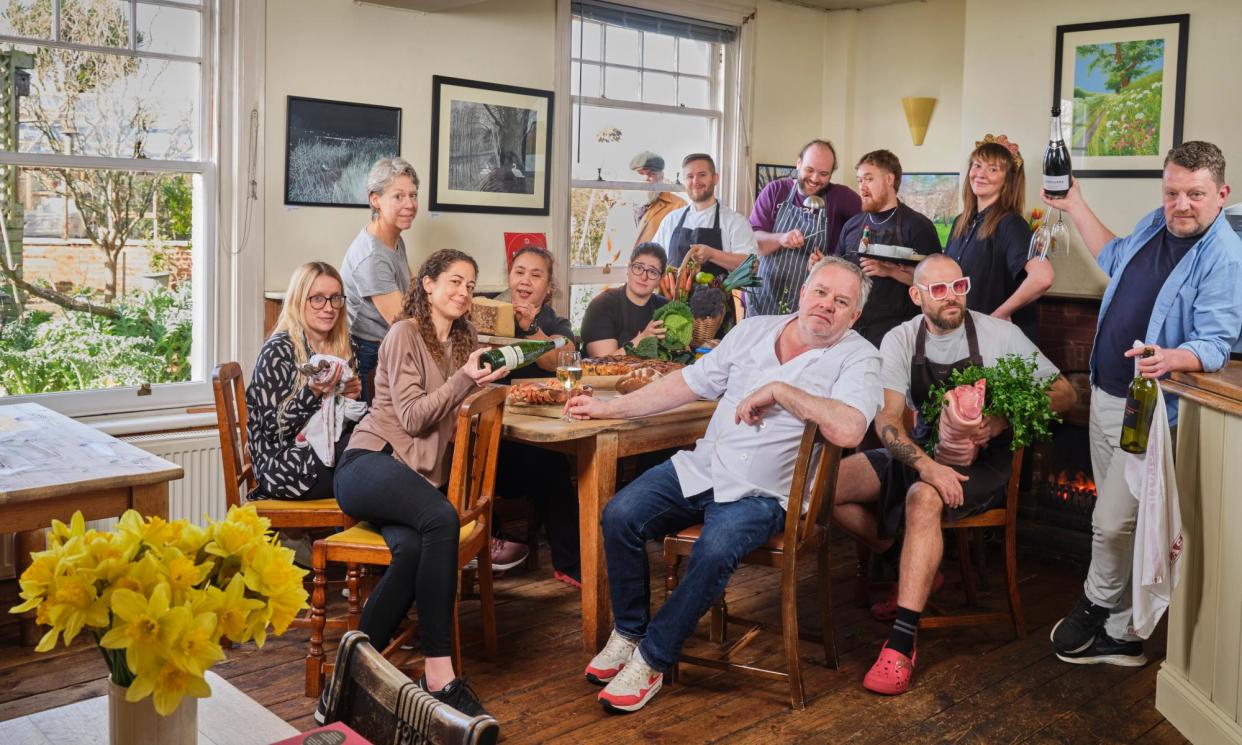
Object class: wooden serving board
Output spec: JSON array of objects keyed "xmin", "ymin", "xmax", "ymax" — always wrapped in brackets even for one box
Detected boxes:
[
  {"xmin": 507, "ymin": 389, "xmax": 619, "ymax": 419},
  {"xmin": 581, "ymin": 374, "xmax": 623, "ymax": 389}
]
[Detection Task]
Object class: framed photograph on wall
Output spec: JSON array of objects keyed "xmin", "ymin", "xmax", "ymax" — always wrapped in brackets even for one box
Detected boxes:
[
  {"xmin": 284, "ymin": 96, "xmax": 402, "ymax": 207},
  {"xmin": 1052, "ymin": 14, "xmax": 1188, "ymax": 178},
  {"xmin": 755, "ymin": 163, "xmax": 795, "ymax": 197},
  {"xmin": 902, "ymin": 172, "xmax": 960, "ymax": 249},
  {"xmin": 429, "ymin": 76, "xmax": 554, "ymax": 215}
]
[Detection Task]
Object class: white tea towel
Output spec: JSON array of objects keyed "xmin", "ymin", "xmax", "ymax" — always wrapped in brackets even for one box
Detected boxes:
[
  {"xmin": 296, "ymin": 354, "xmax": 366, "ymax": 467},
  {"xmin": 1124, "ymin": 386, "xmax": 1183, "ymax": 640}
]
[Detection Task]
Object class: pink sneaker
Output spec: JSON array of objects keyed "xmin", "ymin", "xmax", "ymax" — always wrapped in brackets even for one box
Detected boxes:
[
  {"xmin": 554, "ymin": 570, "xmax": 581, "ymax": 589},
  {"xmin": 489, "ymin": 537, "xmax": 529, "ymax": 571},
  {"xmin": 862, "ymin": 642, "xmax": 917, "ymax": 695},
  {"xmin": 598, "ymin": 648, "xmax": 662, "ymax": 712}
]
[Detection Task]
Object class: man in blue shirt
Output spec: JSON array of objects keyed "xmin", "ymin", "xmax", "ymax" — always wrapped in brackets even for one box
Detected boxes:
[{"xmin": 1042, "ymin": 141, "xmax": 1242, "ymax": 666}]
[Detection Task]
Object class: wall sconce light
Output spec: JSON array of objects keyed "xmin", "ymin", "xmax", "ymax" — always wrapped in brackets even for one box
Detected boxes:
[{"xmin": 902, "ymin": 96, "xmax": 937, "ymax": 146}]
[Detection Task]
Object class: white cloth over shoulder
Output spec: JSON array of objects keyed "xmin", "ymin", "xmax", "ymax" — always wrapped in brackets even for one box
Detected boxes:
[
  {"xmin": 295, "ymin": 354, "xmax": 367, "ymax": 467},
  {"xmin": 1125, "ymin": 386, "xmax": 1183, "ymax": 640}
]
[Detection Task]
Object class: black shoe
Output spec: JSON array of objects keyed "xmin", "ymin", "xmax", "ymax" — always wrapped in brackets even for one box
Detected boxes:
[
  {"xmin": 1050, "ymin": 595, "xmax": 1111, "ymax": 654},
  {"xmin": 313, "ymin": 687, "xmax": 328, "ymax": 725},
  {"xmin": 1056, "ymin": 631, "xmax": 1148, "ymax": 667},
  {"xmin": 421, "ymin": 675, "xmax": 491, "ymax": 719}
]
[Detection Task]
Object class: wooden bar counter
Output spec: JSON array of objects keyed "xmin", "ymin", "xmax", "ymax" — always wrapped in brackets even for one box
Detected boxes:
[{"xmin": 1157, "ymin": 361, "xmax": 1242, "ymax": 744}]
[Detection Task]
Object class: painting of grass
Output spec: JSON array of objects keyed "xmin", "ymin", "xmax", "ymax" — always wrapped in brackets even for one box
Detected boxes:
[
  {"xmin": 284, "ymin": 97, "xmax": 401, "ymax": 207},
  {"xmin": 1072, "ymin": 39, "xmax": 1164, "ymax": 157},
  {"xmin": 902, "ymin": 173, "xmax": 959, "ymax": 249}
]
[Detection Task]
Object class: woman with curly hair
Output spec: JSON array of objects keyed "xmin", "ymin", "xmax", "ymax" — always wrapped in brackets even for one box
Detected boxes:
[
  {"xmin": 945, "ymin": 136, "xmax": 1053, "ymax": 342},
  {"xmin": 332, "ymin": 249, "xmax": 507, "ymax": 718}
]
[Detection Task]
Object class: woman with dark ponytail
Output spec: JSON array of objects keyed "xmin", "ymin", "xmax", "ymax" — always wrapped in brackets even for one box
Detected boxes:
[{"xmin": 332, "ymin": 249, "xmax": 507, "ymax": 719}]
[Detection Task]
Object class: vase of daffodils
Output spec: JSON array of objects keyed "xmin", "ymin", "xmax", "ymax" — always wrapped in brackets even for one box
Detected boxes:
[{"xmin": 9, "ymin": 505, "xmax": 309, "ymax": 745}]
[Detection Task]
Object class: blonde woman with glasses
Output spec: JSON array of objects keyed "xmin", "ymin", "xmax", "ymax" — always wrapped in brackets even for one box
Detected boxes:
[{"xmin": 246, "ymin": 261, "xmax": 361, "ymax": 501}]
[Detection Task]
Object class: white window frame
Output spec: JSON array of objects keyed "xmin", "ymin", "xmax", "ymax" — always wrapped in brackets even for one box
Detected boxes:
[
  {"xmin": 565, "ymin": 6, "xmax": 739, "ymax": 289},
  {"xmin": 0, "ymin": 0, "xmax": 222, "ymax": 418}
]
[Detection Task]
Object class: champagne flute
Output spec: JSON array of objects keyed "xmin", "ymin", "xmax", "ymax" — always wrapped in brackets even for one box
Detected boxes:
[
  {"xmin": 556, "ymin": 350, "xmax": 582, "ymax": 421},
  {"xmin": 1048, "ymin": 209, "xmax": 1070, "ymax": 257},
  {"xmin": 1028, "ymin": 219, "xmax": 1051, "ymax": 262}
]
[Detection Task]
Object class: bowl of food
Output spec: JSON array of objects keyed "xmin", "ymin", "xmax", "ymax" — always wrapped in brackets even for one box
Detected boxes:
[{"xmin": 864, "ymin": 243, "xmax": 915, "ymax": 260}]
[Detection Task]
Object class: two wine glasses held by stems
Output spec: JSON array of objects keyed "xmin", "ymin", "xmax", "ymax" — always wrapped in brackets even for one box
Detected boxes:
[
  {"xmin": 556, "ymin": 350, "xmax": 582, "ymax": 422},
  {"xmin": 1029, "ymin": 209, "xmax": 1068, "ymax": 262}
]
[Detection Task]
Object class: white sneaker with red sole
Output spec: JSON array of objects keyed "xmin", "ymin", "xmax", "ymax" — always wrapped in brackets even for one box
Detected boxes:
[
  {"xmin": 584, "ymin": 629, "xmax": 637, "ymax": 685},
  {"xmin": 598, "ymin": 648, "xmax": 662, "ymax": 713}
]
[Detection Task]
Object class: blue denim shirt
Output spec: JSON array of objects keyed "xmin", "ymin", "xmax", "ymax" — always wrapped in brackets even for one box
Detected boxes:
[{"xmin": 1092, "ymin": 207, "xmax": 1242, "ymax": 425}]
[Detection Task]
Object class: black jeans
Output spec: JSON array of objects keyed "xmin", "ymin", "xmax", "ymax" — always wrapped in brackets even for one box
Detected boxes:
[
  {"xmin": 333, "ymin": 447, "xmax": 459, "ymax": 655},
  {"xmin": 351, "ymin": 336, "xmax": 381, "ymax": 405},
  {"xmin": 497, "ymin": 442, "xmax": 579, "ymax": 578}
]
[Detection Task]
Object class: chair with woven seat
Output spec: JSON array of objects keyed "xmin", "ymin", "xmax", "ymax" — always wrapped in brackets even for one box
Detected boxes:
[
  {"xmin": 211, "ymin": 362, "xmax": 351, "ymax": 634},
  {"xmin": 321, "ymin": 630, "xmax": 499, "ymax": 745},
  {"xmin": 918, "ymin": 447, "xmax": 1026, "ymax": 638},
  {"xmin": 662, "ymin": 422, "xmax": 842, "ymax": 710},
  {"xmin": 305, "ymin": 385, "xmax": 506, "ymax": 698}
]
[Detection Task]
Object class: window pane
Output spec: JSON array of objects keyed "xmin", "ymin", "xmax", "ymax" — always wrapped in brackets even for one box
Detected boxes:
[
  {"xmin": 571, "ymin": 187, "xmax": 685, "ymax": 269},
  {"xmin": 642, "ymin": 33, "xmax": 676, "ymax": 71},
  {"xmin": 605, "ymin": 26, "xmax": 639, "ymax": 66},
  {"xmin": 569, "ymin": 283, "xmax": 618, "ymax": 335},
  {"xmin": 571, "ymin": 61, "xmax": 601, "ymax": 98},
  {"xmin": 0, "ymin": 1, "xmax": 52, "ymax": 39},
  {"xmin": 678, "ymin": 77, "xmax": 710, "ymax": 109},
  {"xmin": 571, "ymin": 104, "xmax": 714, "ymax": 182},
  {"xmin": 0, "ymin": 168, "xmax": 198, "ymax": 397},
  {"xmin": 679, "ymin": 39, "xmax": 711, "ymax": 76},
  {"xmin": 642, "ymin": 72, "xmax": 675, "ymax": 106},
  {"xmin": 603, "ymin": 66, "xmax": 638, "ymax": 102},
  {"xmin": 574, "ymin": 19, "xmax": 602, "ymax": 61},
  {"xmin": 136, "ymin": 2, "xmax": 200, "ymax": 57},
  {"xmin": 11, "ymin": 45, "xmax": 200, "ymax": 160},
  {"xmin": 61, "ymin": 1, "xmax": 134, "ymax": 50}
]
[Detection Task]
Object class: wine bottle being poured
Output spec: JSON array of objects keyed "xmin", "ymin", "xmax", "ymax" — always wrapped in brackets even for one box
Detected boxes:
[{"xmin": 478, "ymin": 337, "xmax": 567, "ymax": 371}]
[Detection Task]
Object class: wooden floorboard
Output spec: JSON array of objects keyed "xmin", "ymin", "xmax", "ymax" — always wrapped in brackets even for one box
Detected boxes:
[{"xmin": 0, "ymin": 534, "xmax": 1188, "ymax": 744}]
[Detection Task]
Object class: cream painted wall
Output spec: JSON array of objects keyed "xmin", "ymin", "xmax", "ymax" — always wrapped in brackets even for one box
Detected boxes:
[
  {"xmin": 750, "ymin": 0, "xmax": 831, "ymax": 167},
  {"xmin": 962, "ymin": 0, "xmax": 1242, "ymax": 297},
  {"xmin": 264, "ymin": 0, "xmax": 556, "ymax": 293}
]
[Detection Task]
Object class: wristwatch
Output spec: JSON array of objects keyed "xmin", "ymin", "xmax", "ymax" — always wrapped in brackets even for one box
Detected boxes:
[{"xmin": 521, "ymin": 318, "xmax": 540, "ymax": 335}]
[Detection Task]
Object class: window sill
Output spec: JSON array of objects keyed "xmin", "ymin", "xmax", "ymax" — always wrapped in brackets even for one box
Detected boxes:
[{"xmin": 78, "ymin": 408, "xmax": 218, "ymax": 436}]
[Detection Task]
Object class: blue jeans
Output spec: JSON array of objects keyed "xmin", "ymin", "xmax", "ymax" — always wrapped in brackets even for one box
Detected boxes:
[
  {"xmin": 351, "ymin": 336, "xmax": 380, "ymax": 405},
  {"xmin": 601, "ymin": 460, "xmax": 786, "ymax": 672}
]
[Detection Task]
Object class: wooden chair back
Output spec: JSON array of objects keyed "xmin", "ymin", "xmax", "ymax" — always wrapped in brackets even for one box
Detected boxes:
[
  {"xmin": 447, "ymin": 385, "xmax": 508, "ymax": 534},
  {"xmin": 790, "ymin": 421, "xmax": 841, "ymax": 546},
  {"xmin": 324, "ymin": 630, "xmax": 499, "ymax": 745},
  {"xmin": 211, "ymin": 362, "xmax": 254, "ymax": 508}
]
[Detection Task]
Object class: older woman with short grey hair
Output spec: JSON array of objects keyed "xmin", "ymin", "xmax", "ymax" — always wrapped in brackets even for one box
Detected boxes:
[{"xmin": 340, "ymin": 156, "xmax": 419, "ymax": 403}]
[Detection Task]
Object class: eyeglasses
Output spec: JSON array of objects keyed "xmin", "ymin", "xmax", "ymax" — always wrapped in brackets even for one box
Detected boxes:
[
  {"xmin": 308, "ymin": 294, "xmax": 346, "ymax": 309},
  {"xmin": 629, "ymin": 263, "xmax": 662, "ymax": 280},
  {"xmin": 915, "ymin": 277, "xmax": 971, "ymax": 300}
]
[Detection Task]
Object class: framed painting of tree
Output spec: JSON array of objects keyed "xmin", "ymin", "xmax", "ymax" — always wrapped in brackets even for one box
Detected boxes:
[
  {"xmin": 1052, "ymin": 15, "xmax": 1188, "ymax": 178},
  {"xmin": 429, "ymin": 76, "xmax": 554, "ymax": 215}
]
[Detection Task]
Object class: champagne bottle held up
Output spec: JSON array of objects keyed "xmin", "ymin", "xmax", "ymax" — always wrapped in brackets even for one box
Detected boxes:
[
  {"xmin": 478, "ymin": 337, "xmax": 566, "ymax": 371},
  {"xmin": 1042, "ymin": 107, "xmax": 1073, "ymax": 198},
  {"xmin": 1120, "ymin": 343, "xmax": 1157, "ymax": 454}
]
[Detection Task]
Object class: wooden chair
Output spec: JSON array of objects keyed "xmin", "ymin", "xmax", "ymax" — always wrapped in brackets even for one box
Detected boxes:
[
  {"xmin": 211, "ymin": 362, "xmax": 351, "ymax": 634},
  {"xmin": 306, "ymin": 386, "xmax": 506, "ymax": 697},
  {"xmin": 662, "ymin": 422, "xmax": 842, "ymax": 710},
  {"xmin": 321, "ymin": 630, "xmax": 500, "ymax": 745},
  {"xmin": 919, "ymin": 447, "xmax": 1026, "ymax": 638}
]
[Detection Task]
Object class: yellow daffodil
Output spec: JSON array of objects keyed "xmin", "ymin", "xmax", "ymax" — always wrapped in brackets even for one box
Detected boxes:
[
  {"xmin": 100, "ymin": 584, "xmax": 190, "ymax": 676},
  {"xmin": 35, "ymin": 569, "xmax": 110, "ymax": 651},
  {"xmin": 159, "ymin": 547, "xmax": 214, "ymax": 604},
  {"xmin": 204, "ymin": 520, "xmax": 263, "ymax": 561},
  {"xmin": 214, "ymin": 574, "xmax": 264, "ymax": 644},
  {"xmin": 48, "ymin": 511, "xmax": 87, "ymax": 548},
  {"xmin": 126, "ymin": 657, "xmax": 213, "ymax": 716},
  {"xmin": 168, "ymin": 610, "xmax": 225, "ymax": 677},
  {"xmin": 8, "ymin": 553, "xmax": 60, "ymax": 613}
]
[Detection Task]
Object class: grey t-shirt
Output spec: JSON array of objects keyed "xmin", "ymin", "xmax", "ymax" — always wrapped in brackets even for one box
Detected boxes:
[
  {"xmin": 341, "ymin": 228, "xmax": 410, "ymax": 343},
  {"xmin": 879, "ymin": 310, "xmax": 1060, "ymax": 411}
]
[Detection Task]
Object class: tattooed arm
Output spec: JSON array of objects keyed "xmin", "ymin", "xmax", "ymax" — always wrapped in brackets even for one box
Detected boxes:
[{"xmin": 874, "ymin": 388, "xmax": 970, "ymax": 508}]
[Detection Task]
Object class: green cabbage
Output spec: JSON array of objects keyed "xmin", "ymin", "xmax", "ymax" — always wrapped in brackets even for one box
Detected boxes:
[{"xmin": 654, "ymin": 301, "xmax": 694, "ymax": 349}]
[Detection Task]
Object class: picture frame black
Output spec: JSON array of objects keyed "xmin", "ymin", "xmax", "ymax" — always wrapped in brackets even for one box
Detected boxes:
[
  {"xmin": 754, "ymin": 163, "xmax": 795, "ymax": 197},
  {"xmin": 429, "ymin": 75, "xmax": 554, "ymax": 216},
  {"xmin": 1051, "ymin": 14, "xmax": 1188, "ymax": 179},
  {"xmin": 283, "ymin": 96, "xmax": 402, "ymax": 208}
]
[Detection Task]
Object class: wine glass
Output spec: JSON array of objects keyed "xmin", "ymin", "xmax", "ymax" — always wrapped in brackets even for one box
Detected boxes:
[
  {"xmin": 556, "ymin": 350, "xmax": 582, "ymax": 421},
  {"xmin": 1028, "ymin": 219, "xmax": 1051, "ymax": 262},
  {"xmin": 1048, "ymin": 209, "xmax": 1070, "ymax": 257}
]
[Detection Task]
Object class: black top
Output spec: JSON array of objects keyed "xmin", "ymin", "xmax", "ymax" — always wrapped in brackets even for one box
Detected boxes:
[
  {"xmin": 837, "ymin": 202, "xmax": 943, "ymax": 348},
  {"xmin": 507, "ymin": 304, "xmax": 577, "ymax": 381},
  {"xmin": 246, "ymin": 332, "xmax": 351, "ymax": 499},
  {"xmin": 580, "ymin": 287, "xmax": 668, "ymax": 351},
  {"xmin": 1093, "ymin": 227, "xmax": 1201, "ymax": 397},
  {"xmin": 945, "ymin": 207, "xmax": 1035, "ymax": 341}
]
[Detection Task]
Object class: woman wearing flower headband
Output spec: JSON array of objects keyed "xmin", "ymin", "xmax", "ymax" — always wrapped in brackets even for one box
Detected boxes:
[{"xmin": 944, "ymin": 136, "xmax": 1054, "ymax": 341}]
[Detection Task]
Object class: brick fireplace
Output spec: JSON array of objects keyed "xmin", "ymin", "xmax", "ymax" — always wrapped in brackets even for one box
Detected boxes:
[{"xmin": 1020, "ymin": 296, "xmax": 1102, "ymax": 561}]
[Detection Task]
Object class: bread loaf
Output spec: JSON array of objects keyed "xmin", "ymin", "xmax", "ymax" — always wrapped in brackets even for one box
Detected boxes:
[
  {"xmin": 616, "ymin": 367, "xmax": 662, "ymax": 395},
  {"xmin": 471, "ymin": 297, "xmax": 515, "ymax": 336}
]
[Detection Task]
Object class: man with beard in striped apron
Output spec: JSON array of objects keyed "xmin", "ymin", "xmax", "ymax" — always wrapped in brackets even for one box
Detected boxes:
[{"xmin": 749, "ymin": 139, "xmax": 862, "ymax": 314}]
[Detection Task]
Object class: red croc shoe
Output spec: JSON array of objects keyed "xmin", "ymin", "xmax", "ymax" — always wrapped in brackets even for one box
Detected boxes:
[
  {"xmin": 870, "ymin": 571, "xmax": 944, "ymax": 622},
  {"xmin": 863, "ymin": 643, "xmax": 917, "ymax": 695}
]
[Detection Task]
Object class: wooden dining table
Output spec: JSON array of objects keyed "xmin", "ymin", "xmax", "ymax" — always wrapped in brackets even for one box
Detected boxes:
[
  {"xmin": 502, "ymin": 398, "xmax": 718, "ymax": 652},
  {"xmin": 0, "ymin": 403, "xmax": 183, "ymax": 645}
]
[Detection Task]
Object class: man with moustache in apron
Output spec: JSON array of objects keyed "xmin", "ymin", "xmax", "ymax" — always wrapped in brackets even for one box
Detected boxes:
[{"xmin": 749, "ymin": 139, "xmax": 861, "ymax": 315}]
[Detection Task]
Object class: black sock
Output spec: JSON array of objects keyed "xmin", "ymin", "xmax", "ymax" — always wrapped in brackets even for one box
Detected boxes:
[{"xmin": 887, "ymin": 606, "xmax": 920, "ymax": 657}]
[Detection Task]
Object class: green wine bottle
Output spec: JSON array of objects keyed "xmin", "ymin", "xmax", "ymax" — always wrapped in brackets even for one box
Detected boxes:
[
  {"xmin": 478, "ymin": 337, "xmax": 566, "ymax": 371},
  {"xmin": 1119, "ymin": 345, "xmax": 1157, "ymax": 454}
]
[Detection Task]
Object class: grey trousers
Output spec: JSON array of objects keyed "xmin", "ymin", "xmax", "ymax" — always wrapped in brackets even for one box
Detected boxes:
[{"xmin": 1085, "ymin": 386, "xmax": 1170, "ymax": 642}]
